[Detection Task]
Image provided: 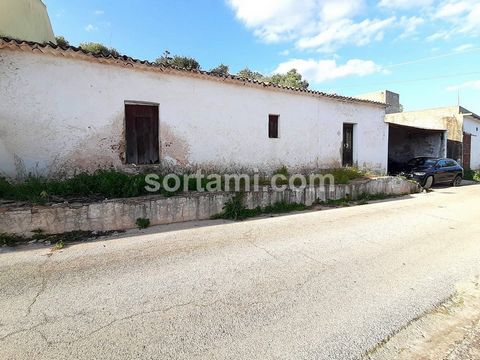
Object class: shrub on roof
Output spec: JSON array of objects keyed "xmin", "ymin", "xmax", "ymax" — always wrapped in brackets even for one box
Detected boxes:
[{"xmin": 79, "ymin": 42, "xmax": 120, "ymax": 57}]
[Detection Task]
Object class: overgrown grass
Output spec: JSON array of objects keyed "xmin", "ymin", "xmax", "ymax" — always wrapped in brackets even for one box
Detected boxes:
[
  {"xmin": 319, "ymin": 193, "xmax": 394, "ymax": 207},
  {"xmin": 0, "ymin": 170, "xmax": 216, "ymax": 204},
  {"xmin": 0, "ymin": 170, "xmax": 149, "ymax": 204},
  {"xmin": 136, "ymin": 218, "xmax": 151, "ymax": 229},
  {"xmin": 0, "ymin": 167, "xmax": 368, "ymax": 205},
  {"xmin": 212, "ymin": 192, "xmax": 307, "ymax": 221},
  {"xmin": 0, "ymin": 233, "xmax": 28, "ymax": 247},
  {"xmin": 319, "ymin": 198, "xmax": 351, "ymax": 207},
  {"xmin": 326, "ymin": 168, "xmax": 366, "ymax": 185},
  {"xmin": 1, "ymin": 230, "xmax": 121, "ymax": 247},
  {"xmin": 464, "ymin": 170, "xmax": 480, "ymax": 182}
]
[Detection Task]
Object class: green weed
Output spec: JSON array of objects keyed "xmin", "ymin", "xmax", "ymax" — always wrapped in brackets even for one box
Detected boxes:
[
  {"xmin": 213, "ymin": 193, "xmax": 307, "ymax": 221},
  {"xmin": 136, "ymin": 218, "xmax": 151, "ymax": 229}
]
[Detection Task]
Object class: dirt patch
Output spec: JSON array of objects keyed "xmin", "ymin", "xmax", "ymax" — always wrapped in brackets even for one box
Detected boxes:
[{"xmin": 364, "ymin": 277, "xmax": 480, "ymax": 360}]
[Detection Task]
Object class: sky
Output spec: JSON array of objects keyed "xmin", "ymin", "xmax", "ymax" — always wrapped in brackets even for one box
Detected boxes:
[{"xmin": 43, "ymin": 0, "xmax": 480, "ymax": 113}]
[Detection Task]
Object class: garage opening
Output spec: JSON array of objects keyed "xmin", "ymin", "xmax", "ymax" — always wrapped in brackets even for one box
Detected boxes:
[{"xmin": 388, "ymin": 124, "xmax": 446, "ymax": 174}]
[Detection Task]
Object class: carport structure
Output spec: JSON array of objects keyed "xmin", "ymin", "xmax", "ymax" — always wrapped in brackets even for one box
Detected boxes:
[
  {"xmin": 387, "ymin": 123, "xmax": 446, "ymax": 172},
  {"xmin": 357, "ymin": 90, "xmax": 480, "ymax": 172},
  {"xmin": 384, "ymin": 107, "xmax": 464, "ymax": 173}
]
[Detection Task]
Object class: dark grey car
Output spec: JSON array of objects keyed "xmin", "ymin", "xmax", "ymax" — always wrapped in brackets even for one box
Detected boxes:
[{"xmin": 403, "ymin": 157, "xmax": 464, "ymax": 189}]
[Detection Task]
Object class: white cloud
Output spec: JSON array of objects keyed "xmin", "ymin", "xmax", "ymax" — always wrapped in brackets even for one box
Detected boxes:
[
  {"xmin": 94, "ymin": 10, "xmax": 105, "ymax": 16},
  {"xmin": 432, "ymin": 0, "xmax": 480, "ymax": 39},
  {"xmin": 320, "ymin": 0, "xmax": 365, "ymax": 22},
  {"xmin": 274, "ymin": 58, "xmax": 383, "ymax": 83},
  {"xmin": 454, "ymin": 43, "xmax": 474, "ymax": 52},
  {"xmin": 227, "ymin": 0, "xmax": 392, "ymax": 51},
  {"xmin": 398, "ymin": 16, "xmax": 425, "ymax": 38},
  {"xmin": 227, "ymin": 0, "xmax": 318, "ymax": 43},
  {"xmin": 379, "ymin": 0, "xmax": 435, "ymax": 9},
  {"xmin": 296, "ymin": 17, "xmax": 395, "ymax": 52},
  {"xmin": 227, "ymin": 0, "xmax": 428, "ymax": 52},
  {"xmin": 434, "ymin": 0, "xmax": 470, "ymax": 18},
  {"xmin": 85, "ymin": 24, "xmax": 98, "ymax": 32},
  {"xmin": 227, "ymin": 0, "xmax": 479, "ymax": 52},
  {"xmin": 446, "ymin": 80, "xmax": 480, "ymax": 91}
]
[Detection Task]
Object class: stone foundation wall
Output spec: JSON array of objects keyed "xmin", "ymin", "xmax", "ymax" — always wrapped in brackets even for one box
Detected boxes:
[{"xmin": 0, "ymin": 177, "xmax": 419, "ymax": 235}]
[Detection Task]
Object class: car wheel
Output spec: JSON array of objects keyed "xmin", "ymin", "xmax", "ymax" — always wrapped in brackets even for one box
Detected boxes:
[
  {"xmin": 452, "ymin": 175, "xmax": 462, "ymax": 187},
  {"xmin": 423, "ymin": 175, "xmax": 434, "ymax": 189}
]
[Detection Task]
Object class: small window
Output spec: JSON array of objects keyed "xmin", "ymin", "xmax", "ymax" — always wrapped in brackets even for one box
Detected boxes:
[{"xmin": 269, "ymin": 115, "xmax": 279, "ymax": 138}]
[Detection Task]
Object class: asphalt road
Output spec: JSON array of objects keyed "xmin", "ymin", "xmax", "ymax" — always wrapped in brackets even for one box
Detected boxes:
[{"xmin": 1, "ymin": 185, "xmax": 480, "ymax": 360}]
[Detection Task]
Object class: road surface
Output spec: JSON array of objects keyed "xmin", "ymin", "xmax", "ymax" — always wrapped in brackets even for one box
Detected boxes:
[{"xmin": 1, "ymin": 185, "xmax": 480, "ymax": 359}]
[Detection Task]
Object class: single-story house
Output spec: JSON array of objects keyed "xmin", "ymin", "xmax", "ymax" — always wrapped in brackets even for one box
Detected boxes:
[
  {"xmin": 0, "ymin": 37, "xmax": 389, "ymax": 179},
  {"xmin": 357, "ymin": 90, "xmax": 480, "ymax": 171}
]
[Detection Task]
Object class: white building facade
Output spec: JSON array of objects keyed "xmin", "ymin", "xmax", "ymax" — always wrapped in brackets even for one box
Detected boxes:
[
  {"xmin": 463, "ymin": 113, "xmax": 480, "ymax": 170},
  {"xmin": 0, "ymin": 38, "xmax": 388, "ymax": 179}
]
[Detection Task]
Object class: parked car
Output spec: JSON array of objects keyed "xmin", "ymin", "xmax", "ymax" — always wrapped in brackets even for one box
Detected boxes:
[{"xmin": 402, "ymin": 157, "xmax": 464, "ymax": 189}]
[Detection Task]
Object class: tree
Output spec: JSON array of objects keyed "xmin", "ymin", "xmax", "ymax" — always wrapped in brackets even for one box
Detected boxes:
[
  {"xmin": 210, "ymin": 64, "xmax": 230, "ymax": 76},
  {"xmin": 236, "ymin": 68, "xmax": 309, "ymax": 90},
  {"xmin": 79, "ymin": 42, "xmax": 120, "ymax": 57},
  {"xmin": 155, "ymin": 51, "xmax": 201, "ymax": 71},
  {"xmin": 269, "ymin": 69, "xmax": 309, "ymax": 90},
  {"xmin": 55, "ymin": 36, "xmax": 70, "ymax": 47},
  {"xmin": 236, "ymin": 68, "xmax": 265, "ymax": 81}
]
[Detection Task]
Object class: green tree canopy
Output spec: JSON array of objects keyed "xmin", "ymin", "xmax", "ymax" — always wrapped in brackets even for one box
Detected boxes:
[
  {"xmin": 236, "ymin": 68, "xmax": 309, "ymax": 90},
  {"xmin": 269, "ymin": 69, "xmax": 309, "ymax": 90},
  {"xmin": 155, "ymin": 51, "xmax": 201, "ymax": 71},
  {"xmin": 79, "ymin": 42, "xmax": 120, "ymax": 57},
  {"xmin": 236, "ymin": 68, "xmax": 265, "ymax": 81},
  {"xmin": 210, "ymin": 64, "xmax": 230, "ymax": 76},
  {"xmin": 55, "ymin": 36, "xmax": 70, "ymax": 47}
]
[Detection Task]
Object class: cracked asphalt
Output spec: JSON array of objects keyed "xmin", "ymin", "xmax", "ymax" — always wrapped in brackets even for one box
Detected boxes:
[{"xmin": 1, "ymin": 185, "xmax": 480, "ymax": 360}]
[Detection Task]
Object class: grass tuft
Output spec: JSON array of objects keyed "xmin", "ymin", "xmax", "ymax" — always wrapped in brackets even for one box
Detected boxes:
[
  {"xmin": 464, "ymin": 170, "xmax": 480, "ymax": 182},
  {"xmin": 213, "ymin": 193, "xmax": 307, "ymax": 221},
  {"xmin": 136, "ymin": 218, "xmax": 151, "ymax": 229}
]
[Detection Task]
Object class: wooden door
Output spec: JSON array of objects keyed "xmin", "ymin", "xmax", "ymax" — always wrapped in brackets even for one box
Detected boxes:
[
  {"xmin": 463, "ymin": 132, "xmax": 471, "ymax": 170},
  {"xmin": 342, "ymin": 124, "xmax": 354, "ymax": 167},
  {"xmin": 125, "ymin": 104, "xmax": 159, "ymax": 164}
]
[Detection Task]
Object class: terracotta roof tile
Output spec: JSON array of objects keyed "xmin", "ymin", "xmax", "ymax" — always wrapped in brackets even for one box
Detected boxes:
[{"xmin": 0, "ymin": 37, "xmax": 386, "ymax": 107}]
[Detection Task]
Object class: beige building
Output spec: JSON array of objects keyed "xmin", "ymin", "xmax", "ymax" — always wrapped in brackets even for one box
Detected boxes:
[{"xmin": 0, "ymin": 0, "xmax": 56, "ymax": 44}]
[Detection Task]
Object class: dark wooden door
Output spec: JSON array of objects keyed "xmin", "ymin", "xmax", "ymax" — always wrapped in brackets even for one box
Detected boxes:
[
  {"xmin": 463, "ymin": 132, "xmax": 471, "ymax": 170},
  {"xmin": 125, "ymin": 104, "xmax": 159, "ymax": 164},
  {"xmin": 342, "ymin": 124, "xmax": 354, "ymax": 167}
]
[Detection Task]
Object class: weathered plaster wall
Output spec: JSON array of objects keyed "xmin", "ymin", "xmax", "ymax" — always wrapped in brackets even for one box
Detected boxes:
[
  {"xmin": 356, "ymin": 90, "xmax": 400, "ymax": 114},
  {"xmin": 463, "ymin": 116, "xmax": 480, "ymax": 169},
  {"xmin": 0, "ymin": 177, "xmax": 420, "ymax": 236},
  {"xmin": 0, "ymin": 50, "xmax": 388, "ymax": 178},
  {"xmin": 385, "ymin": 107, "xmax": 463, "ymax": 143},
  {"xmin": 0, "ymin": 0, "xmax": 56, "ymax": 44},
  {"xmin": 388, "ymin": 125, "xmax": 445, "ymax": 163}
]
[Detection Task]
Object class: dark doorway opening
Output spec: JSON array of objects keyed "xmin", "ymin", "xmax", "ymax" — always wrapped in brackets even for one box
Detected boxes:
[
  {"xmin": 125, "ymin": 104, "xmax": 160, "ymax": 165},
  {"xmin": 342, "ymin": 124, "xmax": 354, "ymax": 167},
  {"xmin": 463, "ymin": 132, "xmax": 471, "ymax": 170},
  {"xmin": 268, "ymin": 114, "xmax": 279, "ymax": 138}
]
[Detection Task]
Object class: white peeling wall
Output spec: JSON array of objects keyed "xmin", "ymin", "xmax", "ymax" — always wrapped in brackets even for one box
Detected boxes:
[
  {"xmin": 0, "ymin": 51, "xmax": 388, "ymax": 178},
  {"xmin": 464, "ymin": 116, "xmax": 480, "ymax": 170}
]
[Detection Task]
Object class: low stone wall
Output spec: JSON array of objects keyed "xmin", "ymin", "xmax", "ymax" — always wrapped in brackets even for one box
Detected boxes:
[{"xmin": 0, "ymin": 177, "xmax": 419, "ymax": 235}]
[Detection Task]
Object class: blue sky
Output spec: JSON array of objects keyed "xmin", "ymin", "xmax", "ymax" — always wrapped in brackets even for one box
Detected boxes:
[{"xmin": 43, "ymin": 0, "xmax": 480, "ymax": 113}]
